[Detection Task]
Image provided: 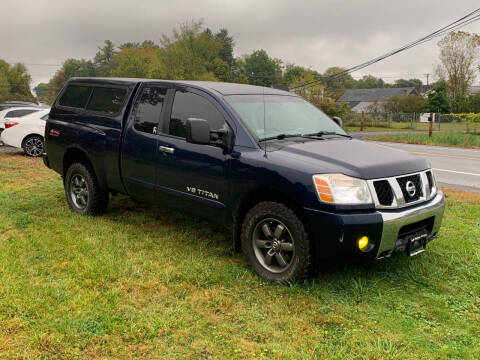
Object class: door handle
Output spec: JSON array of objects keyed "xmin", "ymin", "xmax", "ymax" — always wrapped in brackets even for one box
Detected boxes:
[{"xmin": 159, "ymin": 145, "xmax": 175, "ymax": 154}]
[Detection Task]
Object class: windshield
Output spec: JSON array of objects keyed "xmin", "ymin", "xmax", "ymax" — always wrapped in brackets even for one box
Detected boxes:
[{"xmin": 225, "ymin": 95, "xmax": 346, "ymax": 140}]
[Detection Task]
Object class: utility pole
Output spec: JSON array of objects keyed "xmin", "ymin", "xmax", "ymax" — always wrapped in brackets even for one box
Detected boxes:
[{"xmin": 425, "ymin": 73, "xmax": 430, "ymax": 86}]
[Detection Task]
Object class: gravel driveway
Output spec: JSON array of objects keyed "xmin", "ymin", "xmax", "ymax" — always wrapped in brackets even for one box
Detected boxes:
[{"xmin": 0, "ymin": 143, "xmax": 23, "ymax": 154}]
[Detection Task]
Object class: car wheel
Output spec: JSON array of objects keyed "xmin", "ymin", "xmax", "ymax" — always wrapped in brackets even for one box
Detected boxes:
[
  {"xmin": 23, "ymin": 135, "xmax": 44, "ymax": 157},
  {"xmin": 241, "ymin": 201, "xmax": 312, "ymax": 283},
  {"xmin": 64, "ymin": 162, "xmax": 109, "ymax": 215}
]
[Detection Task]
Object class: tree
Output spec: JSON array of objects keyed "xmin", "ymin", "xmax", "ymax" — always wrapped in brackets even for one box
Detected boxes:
[
  {"xmin": 0, "ymin": 60, "xmax": 11, "ymax": 102},
  {"xmin": 94, "ymin": 40, "xmax": 117, "ymax": 76},
  {"xmin": 320, "ymin": 67, "xmax": 356, "ymax": 93},
  {"xmin": 110, "ymin": 46, "xmax": 159, "ymax": 78},
  {"xmin": 46, "ymin": 58, "xmax": 96, "ymax": 103},
  {"xmin": 215, "ymin": 29, "xmax": 235, "ymax": 68},
  {"xmin": 211, "ymin": 57, "xmax": 232, "ymax": 82},
  {"xmin": 158, "ymin": 21, "xmax": 221, "ymax": 80},
  {"xmin": 424, "ymin": 80, "xmax": 450, "ymax": 113},
  {"xmin": 282, "ymin": 64, "xmax": 319, "ymax": 87},
  {"xmin": 240, "ymin": 49, "xmax": 282, "ymax": 87},
  {"xmin": 467, "ymin": 93, "xmax": 480, "ymax": 113},
  {"xmin": 355, "ymin": 75, "xmax": 385, "ymax": 89},
  {"xmin": 392, "ymin": 78, "xmax": 423, "ymax": 88},
  {"xmin": 0, "ymin": 60, "xmax": 36, "ymax": 102},
  {"xmin": 396, "ymin": 94, "xmax": 425, "ymax": 113},
  {"xmin": 436, "ymin": 31, "xmax": 480, "ymax": 112},
  {"xmin": 33, "ymin": 83, "xmax": 50, "ymax": 103}
]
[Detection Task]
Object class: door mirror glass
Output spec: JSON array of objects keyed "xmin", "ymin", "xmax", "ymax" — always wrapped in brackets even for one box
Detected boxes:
[
  {"xmin": 332, "ymin": 116, "xmax": 343, "ymax": 128},
  {"xmin": 186, "ymin": 118, "xmax": 211, "ymax": 145}
]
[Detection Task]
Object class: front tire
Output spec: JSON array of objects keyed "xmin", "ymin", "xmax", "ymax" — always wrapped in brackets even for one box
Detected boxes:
[
  {"xmin": 22, "ymin": 135, "xmax": 44, "ymax": 157},
  {"xmin": 64, "ymin": 163, "xmax": 109, "ymax": 215},
  {"xmin": 241, "ymin": 201, "xmax": 312, "ymax": 283}
]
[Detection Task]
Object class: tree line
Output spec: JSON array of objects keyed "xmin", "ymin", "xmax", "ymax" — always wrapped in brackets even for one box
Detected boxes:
[
  {"xmin": 1, "ymin": 21, "xmax": 479, "ymax": 115},
  {"xmin": 0, "ymin": 60, "xmax": 36, "ymax": 103}
]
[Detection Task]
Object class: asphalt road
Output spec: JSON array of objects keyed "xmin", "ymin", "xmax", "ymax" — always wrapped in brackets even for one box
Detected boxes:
[
  {"xmin": 1, "ymin": 141, "xmax": 479, "ymax": 192},
  {"xmin": 370, "ymin": 141, "xmax": 480, "ymax": 193}
]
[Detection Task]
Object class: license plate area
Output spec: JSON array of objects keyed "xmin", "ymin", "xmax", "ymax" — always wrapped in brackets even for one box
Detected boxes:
[
  {"xmin": 407, "ymin": 232, "xmax": 428, "ymax": 256},
  {"xmin": 394, "ymin": 217, "xmax": 434, "ymax": 256}
]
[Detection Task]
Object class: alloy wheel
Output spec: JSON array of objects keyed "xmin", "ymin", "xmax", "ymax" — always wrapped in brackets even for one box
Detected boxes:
[
  {"xmin": 252, "ymin": 218, "xmax": 295, "ymax": 273},
  {"xmin": 24, "ymin": 137, "xmax": 44, "ymax": 157},
  {"xmin": 70, "ymin": 174, "xmax": 89, "ymax": 209}
]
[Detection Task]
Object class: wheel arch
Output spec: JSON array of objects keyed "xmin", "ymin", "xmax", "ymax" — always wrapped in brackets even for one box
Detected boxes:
[
  {"xmin": 232, "ymin": 187, "xmax": 310, "ymax": 252},
  {"xmin": 62, "ymin": 148, "xmax": 105, "ymax": 188},
  {"xmin": 21, "ymin": 133, "xmax": 44, "ymax": 148}
]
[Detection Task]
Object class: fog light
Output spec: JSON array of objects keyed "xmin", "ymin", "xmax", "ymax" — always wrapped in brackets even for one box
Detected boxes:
[{"xmin": 358, "ymin": 236, "xmax": 369, "ymax": 251}]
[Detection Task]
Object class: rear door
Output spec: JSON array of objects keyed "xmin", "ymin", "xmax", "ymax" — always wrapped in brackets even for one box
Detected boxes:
[
  {"xmin": 155, "ymin": 87, "xmax": 231, "ymax": 220},
  {"xmin": 121, "ymin": 85, "xmax": 168, "ymax": 200}
]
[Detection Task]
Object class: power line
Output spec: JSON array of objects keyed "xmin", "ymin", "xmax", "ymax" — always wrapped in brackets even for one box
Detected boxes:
[{"xmin": 292, "ymin": 7, "xmax": 480, "ymax": 91}]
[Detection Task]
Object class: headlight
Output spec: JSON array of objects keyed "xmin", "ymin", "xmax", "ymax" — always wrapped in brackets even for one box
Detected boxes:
[{"xmin": 313, "ymin": 174, "xmax": 373, "ymax": 205}]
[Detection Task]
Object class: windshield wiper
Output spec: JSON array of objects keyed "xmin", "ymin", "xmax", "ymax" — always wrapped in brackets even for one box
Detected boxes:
[
  {"xmin": 302, "ymin": 131, "xmax": 352, "ymax": 139},
  {"xmin": 258, "ymin": 133, "xmax": 302, "ymax": 142}
]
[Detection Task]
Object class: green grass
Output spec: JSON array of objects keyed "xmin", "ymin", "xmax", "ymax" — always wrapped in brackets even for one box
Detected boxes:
[
  {"xmin": 344, "ymin": 121, "xmax": 477, "ymax": 133},
  {"xmin": 364, "ymin": 132, "xmax": 480, "ymax": 149},
  {"xmin": 1, "ymin": 153, "xmax": 480, "ymax": 359}
]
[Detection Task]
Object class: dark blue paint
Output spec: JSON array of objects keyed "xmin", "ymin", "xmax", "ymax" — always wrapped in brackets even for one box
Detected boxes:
[{"xmin": 44, "ymin": 78, "xmax": 430, "ymax": 258}]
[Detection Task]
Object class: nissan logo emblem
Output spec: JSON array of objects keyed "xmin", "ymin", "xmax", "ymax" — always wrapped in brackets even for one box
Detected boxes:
[{"xmin": 405, "ymin": 181, "xmax": 416, "ymax": 197}]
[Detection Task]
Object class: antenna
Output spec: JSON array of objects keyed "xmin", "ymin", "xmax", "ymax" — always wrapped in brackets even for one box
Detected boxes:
[{"xmin": 263, "ymin": 86, "xmax": 267, "ymax": 158}]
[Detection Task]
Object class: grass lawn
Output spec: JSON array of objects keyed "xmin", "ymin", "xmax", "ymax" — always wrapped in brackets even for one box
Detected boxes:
[
  {"xmin": 363, "ymin": 132, "xmax": 480, "ymax": 149},
  {"xmin": 344, "ymin": 121, "xmax": 478, "ymax": 134},
  {"xmin": 1, "ymin": 152, "xmax": 479, "ymax": 359}
]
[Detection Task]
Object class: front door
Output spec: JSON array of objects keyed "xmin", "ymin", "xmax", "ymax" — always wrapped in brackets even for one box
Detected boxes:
[
  {"xmin": 155, "ymin": 88, "xmax": 231, "ymax": 220},
  {"xmin": 121, "ymin": 86, "xmax": 168, "ymax": 200}
]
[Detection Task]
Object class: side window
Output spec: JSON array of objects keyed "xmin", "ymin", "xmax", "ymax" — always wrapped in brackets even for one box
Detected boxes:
[
  {"xmin": 86, "ymin": 87, "xmax": 127, "ymax": 115},
  {"xmin": 169, "ymin": 91, "xmax": 226, "ymax": 138},
  {"xmin": 6, "ymin": 109, "xmax": 38, "ymax": 118},
  {"xmin": 134, "ymin": 87, "xmax": 167, "ymax": 134},
  {"xmin": 58, "ymin": 85, "xmax": 92, "ymax": 109}
]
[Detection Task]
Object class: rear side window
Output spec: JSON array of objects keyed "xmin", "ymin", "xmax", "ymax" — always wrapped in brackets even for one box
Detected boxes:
[
  {"xmin": 86, "ymin": 87, "xmax": 127, "ymax": 115},
  {"xmin": 58, "ymin": 85, "xmax": 92, "ymax": 109},
  {"xmin": 169, "ymin": 91, "xmax": 225, "ymax": 138},
  {"xmin": 6, "ymin": 109, "xmax": 38, "ymax": 118},
  {"xmin": 134, "ymin": 87, "xmax": 167, "ymax": 134}
]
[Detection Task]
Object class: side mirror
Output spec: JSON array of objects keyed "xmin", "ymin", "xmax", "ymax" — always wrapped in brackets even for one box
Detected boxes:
[
  {"xmin": 186, "ymin": 118, "xmax": 211, "ymax": 145},
  {"xmin": 332, "ymin": 116, "xmax": 343, "ymax": 128}
]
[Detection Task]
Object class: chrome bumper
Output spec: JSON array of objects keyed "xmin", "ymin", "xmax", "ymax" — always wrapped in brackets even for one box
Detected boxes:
[{"xmin": 376, "ymin": 191, "xmax": 445, "ymax": 258}]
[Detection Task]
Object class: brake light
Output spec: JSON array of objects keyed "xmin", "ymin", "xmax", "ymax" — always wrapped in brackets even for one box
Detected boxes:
[{"xmin": 5, "ymin": 122, "xmax": 19, "ymax": 128}]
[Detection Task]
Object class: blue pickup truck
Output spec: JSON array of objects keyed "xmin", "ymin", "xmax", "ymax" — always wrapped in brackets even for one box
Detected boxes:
[{"xmin": 44, "ymin": 78, "xmax": 445, "ymax": 282}]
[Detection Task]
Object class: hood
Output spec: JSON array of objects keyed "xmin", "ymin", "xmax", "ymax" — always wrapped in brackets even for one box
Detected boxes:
[{"xmin": 270, "ymin": 138, "xmax": 429, "ymax": 179}]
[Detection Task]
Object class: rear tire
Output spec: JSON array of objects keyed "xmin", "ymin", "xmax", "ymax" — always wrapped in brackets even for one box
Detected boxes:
[
  {"xmin": 241, "ymin": 201, "xmax": 312, "ymax": 283},
  {"xmin": 22, "ymin": 135, "xmax": 44, "ymax": 157},
  {"xmin": 64, "ymin": 162, "xmax": 109, "ymax": 215}
]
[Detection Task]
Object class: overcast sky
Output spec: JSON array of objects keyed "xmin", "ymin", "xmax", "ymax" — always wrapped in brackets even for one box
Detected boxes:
[{"xmin": 2, "ymin": 0, "xmax": 480, "ymax": 87}]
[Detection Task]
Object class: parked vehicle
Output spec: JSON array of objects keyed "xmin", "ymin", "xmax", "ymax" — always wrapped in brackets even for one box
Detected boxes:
[
  {"xmin": 0, "ymin": 107, "xmax": 43, "ymax": 133},
  {"xmin": 0, "ymin": 100, "xmax": 40, "ymax": 112},
  {"xmin": 0, "ymin": 109, "xmax": 50, "ymax": 156},
  {"xmin": 44, "ymin": 78, "xmax": 445, "ymax": 282}
]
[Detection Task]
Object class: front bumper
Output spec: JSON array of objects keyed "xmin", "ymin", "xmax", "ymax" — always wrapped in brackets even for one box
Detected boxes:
[
  {"xmin": 304, "ymin": 191, "xmax": 445, "ymax": 259},
  {"xmin": 376, "ymin": 190, "xmax": 445, "ymax": 258}
]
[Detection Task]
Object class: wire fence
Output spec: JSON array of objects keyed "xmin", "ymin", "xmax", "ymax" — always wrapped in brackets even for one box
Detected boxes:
[{"xmin": 342, "ymin": 112, "xmax": 480, "ymax": 134}]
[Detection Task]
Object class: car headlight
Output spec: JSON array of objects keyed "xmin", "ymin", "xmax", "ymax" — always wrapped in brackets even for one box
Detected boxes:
[{"xmin": 313, "ymin": 174, "xmax": 373, "ymax": 205}]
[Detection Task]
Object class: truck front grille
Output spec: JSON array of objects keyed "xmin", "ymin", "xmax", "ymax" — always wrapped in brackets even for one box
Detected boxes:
[
  {"xmin": 368, "ymin": 170, "xmax": 437, "ymax": 209},
  {"xmin": 397, "ymin": 174, "xmax": 423, "ymax": 203},
  {"xmin": 373, "ymin": 180, "xmax": 394, "ymax": 206}
]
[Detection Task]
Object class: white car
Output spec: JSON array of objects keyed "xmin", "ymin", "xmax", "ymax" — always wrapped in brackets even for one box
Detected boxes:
[
  {"xmin": 0, "ymin": 109, "xmax": 50, "ymax": 157},
  {"xmin": 0, "ymin": 106, "xmax": 43, "ymax": 131}
]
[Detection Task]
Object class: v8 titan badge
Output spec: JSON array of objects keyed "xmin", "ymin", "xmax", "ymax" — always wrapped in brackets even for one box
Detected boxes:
[{"xmin": 187, "ymin": 186, "xmax": 219, "ymax": 200}]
